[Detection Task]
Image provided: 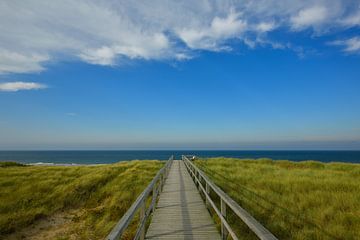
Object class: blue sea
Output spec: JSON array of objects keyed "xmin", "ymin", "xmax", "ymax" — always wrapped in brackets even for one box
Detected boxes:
[{"xmin": 0, "ymin": 150, "xmax": 359, "ymax": 164}]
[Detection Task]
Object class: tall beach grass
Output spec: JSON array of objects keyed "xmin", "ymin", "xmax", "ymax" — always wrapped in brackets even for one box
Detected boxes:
[
  {"xmin": 195, "ymin": 158, "xmax": 360, "ymax": 240},
  {"xmin": 0, "ymin": 160, "xmax": 163, "ymax": 239}
]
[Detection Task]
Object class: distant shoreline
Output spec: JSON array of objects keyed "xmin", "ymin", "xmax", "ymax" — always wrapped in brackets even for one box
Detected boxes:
[
  {"xmin": 1, "ymin": 150, "xmax": 360, "ymax": 164},
  {"xmin": 27, "ymin": 162, "xmax": 109, "ymax": 166}
]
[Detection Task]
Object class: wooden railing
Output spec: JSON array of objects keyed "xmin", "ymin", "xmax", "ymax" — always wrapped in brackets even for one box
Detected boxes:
[
  {"xmin": 106, "ymin": 155, "xmax": 174, "ymax": 240},
  {"xmin": 182, "ymin": 155, "xmax": 278, "ymax": 240}
]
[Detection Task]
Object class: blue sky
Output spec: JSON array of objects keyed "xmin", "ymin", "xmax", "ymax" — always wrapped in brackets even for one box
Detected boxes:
[{"xmin": 0, "ymin": 1, "xmax": 360, "ymax": 150}]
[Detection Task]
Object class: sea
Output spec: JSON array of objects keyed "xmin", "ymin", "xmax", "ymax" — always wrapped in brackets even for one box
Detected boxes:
[{"xmin": 0, "ymin": 150, "xmax": 359, "ymax": 164}]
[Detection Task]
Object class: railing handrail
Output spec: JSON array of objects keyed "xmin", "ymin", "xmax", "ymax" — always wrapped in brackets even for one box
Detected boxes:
[
  {"xmin": 182, "ymin": 155, "xmax": 278, "ymax": 240},
  {"xmin": 106, "ymin": 155, "xmax": 174, "ymax": 240}
]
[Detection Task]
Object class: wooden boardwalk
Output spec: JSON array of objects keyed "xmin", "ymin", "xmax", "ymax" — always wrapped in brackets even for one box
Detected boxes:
[
  {"xmin": 145, "ymin": 160, "xmax": 221, "ymax": 240},
  {"xmin": 107, "ymin": 156, "xmax": 277, "ymax": 240}
]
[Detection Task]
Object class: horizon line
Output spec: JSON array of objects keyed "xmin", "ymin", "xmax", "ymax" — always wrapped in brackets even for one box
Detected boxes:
[{"xmin": 1, "ymin": 149, "xmax": 360, "ymax": 151}]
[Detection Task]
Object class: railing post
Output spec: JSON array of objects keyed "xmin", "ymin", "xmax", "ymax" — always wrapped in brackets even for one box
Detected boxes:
[
  {"xmin": 205, "ymin": 182, "xmax": 210, "ymax": 209},
  {"xmin": 152, "ymin": 184, "xmax": 157, "ymax": 213},
  {"xmin": 163, "ymin": 172, "xmax": 165, "ymax": 189},
  {"xmin": 221, "ymin": 199, "xmax": 228, "ymax": 240},
  {"xmin": 159, "ymin": 173, "xmax": 163, "ymax": 191},
  {"xmin": 139, "ymin": 200, "xmax": 146, "ymax": 240},
  {"xmin": 198, "ymin": 174, "xmax": 202, "ymax": 190}
]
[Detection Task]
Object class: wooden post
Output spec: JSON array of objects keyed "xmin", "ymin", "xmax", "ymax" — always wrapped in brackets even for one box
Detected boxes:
[
  {"xmin": 152, "ymin": 184, "xmax": 157, "ymax": 213},
  {"xmin": 163, "ymin": 173, "xmax": 166, "ymax": 188},
  {"xmin": 159, "ymin": 174, "xmax": 163, "ymax": 192},
  {"xmin": 140, "ymin": 201, "xmax": 146, "ymax": 240},
  {"xmin": 205, "ymin": 182, "xmax": 210, "ymax": 209},
  {"xmin": 197, "ymin": 174, "xmax": 201, "ymax": 189},
  {"xmin": 162, "ymin": 173, "xmax": 166, "ymax": 187},
  {"xmin": 221, "ymin": 199, "xmax": 228, "ymax": 240}
]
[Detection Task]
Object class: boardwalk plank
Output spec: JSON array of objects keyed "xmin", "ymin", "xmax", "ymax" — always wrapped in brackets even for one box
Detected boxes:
[{"xmin": 145, "ymin": 160, "xmax": 221, "ymax": 240}]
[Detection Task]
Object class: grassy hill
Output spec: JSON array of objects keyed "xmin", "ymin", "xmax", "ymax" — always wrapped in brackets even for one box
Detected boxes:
[
  {"xmin": 195, "ymin": 158, "xmax": 360, "ymax": 240},
  {"xmin": 0, "ymin": 160, "xmax": 163, "ymax": 240}
]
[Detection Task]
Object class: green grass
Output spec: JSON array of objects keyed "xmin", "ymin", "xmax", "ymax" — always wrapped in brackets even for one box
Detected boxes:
[
  {"xmin": 0, "ymin": 161, "xmax": 25, "ymax": 167},
  {"xmin": 195, "ymin": 158, "xmax": 360, "ymax": 240},
  {"xmin": 0, "ymin": 160, "xmax": 164, "ymax": 239}
]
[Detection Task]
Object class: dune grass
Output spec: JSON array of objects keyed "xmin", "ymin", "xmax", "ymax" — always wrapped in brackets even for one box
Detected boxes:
[
  {"xmin": 0, "ymin": 160, "xmax": 164, "ymax": 239},
  {"xmin": 195, "ymin": 158, "xmax": 360, "ymax": 240},
  {"xmin": 0, "ymin": 161, "xmax": 25, "ymax": 167}
]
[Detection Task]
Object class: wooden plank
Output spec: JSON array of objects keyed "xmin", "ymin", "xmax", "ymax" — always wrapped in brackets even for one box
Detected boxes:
[{"xmin": 145, "ymin": 160, "xmax": 221, "ymax": 240}]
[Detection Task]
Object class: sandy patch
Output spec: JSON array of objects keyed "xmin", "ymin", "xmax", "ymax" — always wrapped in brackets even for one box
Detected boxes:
[{"xmin": 4, "ymin": 210, "xmax": 79, "ymax": 240}]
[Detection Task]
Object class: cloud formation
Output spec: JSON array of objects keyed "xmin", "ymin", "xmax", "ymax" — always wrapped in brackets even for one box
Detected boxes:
[
  {"xmin": 177, "ymin": 11, "xmax": 247, "ymax": 50},
  {"xmin": 0, "ymin": 0, "xmax": 359, "ymax": 74},
  {"xmin": 290, "ymin": 6, "xmax": 329, "ymax": 30},
  {"xmin": 0, "ymin": 82, "xmax": 47, "ymax": 92},
  {"xmin": 331, "ymin": 37, "xmax": 360, "ymax": 53}
]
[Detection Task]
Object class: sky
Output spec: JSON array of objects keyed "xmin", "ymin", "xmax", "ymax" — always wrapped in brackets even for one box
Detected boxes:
[{"xmin": 0, "ymin": 0, "xmax": 360, "ymax": 150}]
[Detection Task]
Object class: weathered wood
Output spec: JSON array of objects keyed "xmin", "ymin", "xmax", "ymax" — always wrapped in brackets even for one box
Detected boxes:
[
  {"xmin": 152, "ymin": 185, "xmax": 157, "ymax": 214},
  {"xmin": 145, "ymin": 160, "xmax": 221, "ymax": 240},
  {"xmin": 182, "ymin": 156, "xmax": 278, "ymax": 240},
  {"xmin": 140, "ymin": 201, "xmax": 146, "ymax": 240},
  {"xmin": 220, "ymin": 199, "xmax": 228, "ymax": 240},
  {"xmin": 205, "ymin": 182, "xmax": 210, "ymax": 209}
]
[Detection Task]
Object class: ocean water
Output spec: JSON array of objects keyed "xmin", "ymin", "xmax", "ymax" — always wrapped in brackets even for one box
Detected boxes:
[{"xmin": 0, "ymin": 150, "xmax": 359, "ymax": 164}]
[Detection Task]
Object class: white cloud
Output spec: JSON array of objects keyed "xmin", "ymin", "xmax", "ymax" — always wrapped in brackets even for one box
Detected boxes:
[
  {"xmin": 0, "ymin": 0, "xmax": 359, "ymax": 74},
  {"xmin": 79, "ymin": 33, "xmax": 171, "ymax": 65},
  {"xmin": 0, "ymin": 49, "xmax": 49, "ymax": 74},
  {"xmin": 0, "ymin": 0, "xmax": 176, "ymax": 73},
  {"xmin": 291, "ymin": 6, "xmax": 329, "ymax": 30},
  {"xmin": 331, "ymin": 37, "xmax": 360, "ymax": 53},
  {"xmin": 79, "ymin": 46, "xmax": 117, "ymax": 66},
  {"xmin": 177, "ymin": 11, "xmax": 247, "ymax": 50},
  {"xmin": 255, "ymin": 22, "xmax": 276, "ymax": 33},
  {"xmin": 0, "ymin": 82, "xmax": 47, "ymax": 92}
]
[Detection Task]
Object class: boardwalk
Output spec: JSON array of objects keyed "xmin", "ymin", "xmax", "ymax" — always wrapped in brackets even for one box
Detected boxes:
[
  {"xmin": 145, "ymin": 160, "xmax": 221, "ymax": 240},
  {"xmin": 107, "ymin": 156, "xmax": 277, "ymax": 240}
]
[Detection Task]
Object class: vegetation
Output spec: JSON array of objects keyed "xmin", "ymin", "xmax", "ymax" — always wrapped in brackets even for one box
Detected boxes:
[
  {"xmin": 0, "ymin": 160, "xmax": 163, "ymax": 240},
  {"xmin": 195, "ymin": 158, "xmax": 360, "ymax": 240},
  {"xmin": 0, "ymin": 161, "xmax": 25, "ymax": 167}
]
